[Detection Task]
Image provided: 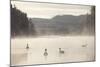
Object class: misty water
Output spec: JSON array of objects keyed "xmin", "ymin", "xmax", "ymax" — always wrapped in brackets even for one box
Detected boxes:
[{"xmin": 11, "ymin": 36, "xmax": 95, "ymax": 66}]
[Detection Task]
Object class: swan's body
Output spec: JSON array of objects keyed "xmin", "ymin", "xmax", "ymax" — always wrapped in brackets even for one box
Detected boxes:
[
  {"xmin": 82, "ymin": 44, "xmax": 87, "ymax": 47},
  {"xmin": 59, "ymin": 48, "xmax": 64, "ymax": 54},
  {"xmin": 44, "ymin": 52, "xmax": 48, "ymax": 56},
  {"xmin": 44, "ymin": 49, "xmax": 48, "ymax": 56},
  {"xmin": 26, "ymin": 44, "xmax": 29, "ymax": 49}
]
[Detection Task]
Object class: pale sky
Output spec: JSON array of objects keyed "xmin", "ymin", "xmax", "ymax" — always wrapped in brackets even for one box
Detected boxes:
[{"xmin": 11, "ymin": 1, "xmax": 91, "ymax": 19}]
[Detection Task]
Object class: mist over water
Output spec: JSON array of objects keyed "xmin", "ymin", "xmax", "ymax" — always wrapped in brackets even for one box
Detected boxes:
[{"xmin": 11, "ymin": 35, "xmax": 95, "ymax": 66}]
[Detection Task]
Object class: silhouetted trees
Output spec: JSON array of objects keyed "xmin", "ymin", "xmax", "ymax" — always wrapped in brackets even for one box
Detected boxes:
[
  {"xmin": 86, "ymin": 6, "xmax": 95, "ymax": 35},
  {"xmin": 28, "ymin": 18, "xmax": 36, "ymax": 35},
  {"xmin": 91, "ymin": 6, "xmax": 95, "ymax": 35},
  {"xmin": 11, "ymin": 4, "xmax": 36, "ymax": 37}
]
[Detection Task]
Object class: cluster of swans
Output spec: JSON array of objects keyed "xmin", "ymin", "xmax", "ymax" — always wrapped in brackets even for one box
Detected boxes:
[
  {"xmin": 43, "ymin": 48, "xmax": 65, "ymax": 56},
  {"xmin": 26, "ymin": 43, "xmax": 87, "ymax": 56},
  {"xmin": 26, "ymin": 43, "xmax": 65, "ymax": 56}
]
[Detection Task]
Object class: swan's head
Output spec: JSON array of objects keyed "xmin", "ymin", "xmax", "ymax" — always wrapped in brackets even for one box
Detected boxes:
[
  {"xmin": 45, "ymin": 49, "xmax": 47, "ymax": 51},
  {"xmin": 59, "ymin": 48, "xmax": 61, "ymax": 50}
]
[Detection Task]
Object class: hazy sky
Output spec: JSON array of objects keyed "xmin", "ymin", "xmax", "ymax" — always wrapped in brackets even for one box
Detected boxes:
[{"xmin": 11, "ymin": 1, "xmax": 91, "ymax": 19}]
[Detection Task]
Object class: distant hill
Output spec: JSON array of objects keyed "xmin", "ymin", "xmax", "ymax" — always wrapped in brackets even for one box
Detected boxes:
[{"xmin": 30, "ymin": 15, "xmax": 95, "ymax": 36}]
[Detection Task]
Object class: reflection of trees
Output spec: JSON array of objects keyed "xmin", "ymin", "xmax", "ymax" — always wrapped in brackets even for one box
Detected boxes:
[{"xmin": 11, "ymin": 4, "xmax": 36, "ymax": 37}]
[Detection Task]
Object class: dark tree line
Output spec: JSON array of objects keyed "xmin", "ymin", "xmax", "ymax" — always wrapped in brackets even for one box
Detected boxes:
[
  {"xmin": 11, "ymin": 4, "xmax": 36, "ymax": 37},
  {"xmin": 86, "ymin": 6, "xmax": 95, "ymax": 35}
]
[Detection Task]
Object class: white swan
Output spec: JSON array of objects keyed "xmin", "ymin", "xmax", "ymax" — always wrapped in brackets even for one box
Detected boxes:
[
  {"xmin": 44, "ymin": 49, "xmax": 48, "ymax": 56},
  {"xmin": 82, "ymin": 44, "xmax": 87, "ymax": 47},
  {"xmin": 59, "ymin": 48, "xmax": 64, "ymax": 54}
]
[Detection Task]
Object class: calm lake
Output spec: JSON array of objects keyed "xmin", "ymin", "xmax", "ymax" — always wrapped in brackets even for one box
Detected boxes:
[{"xmin": 11, "ymin": 36, "xmax": 95, "ymax": 66}]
